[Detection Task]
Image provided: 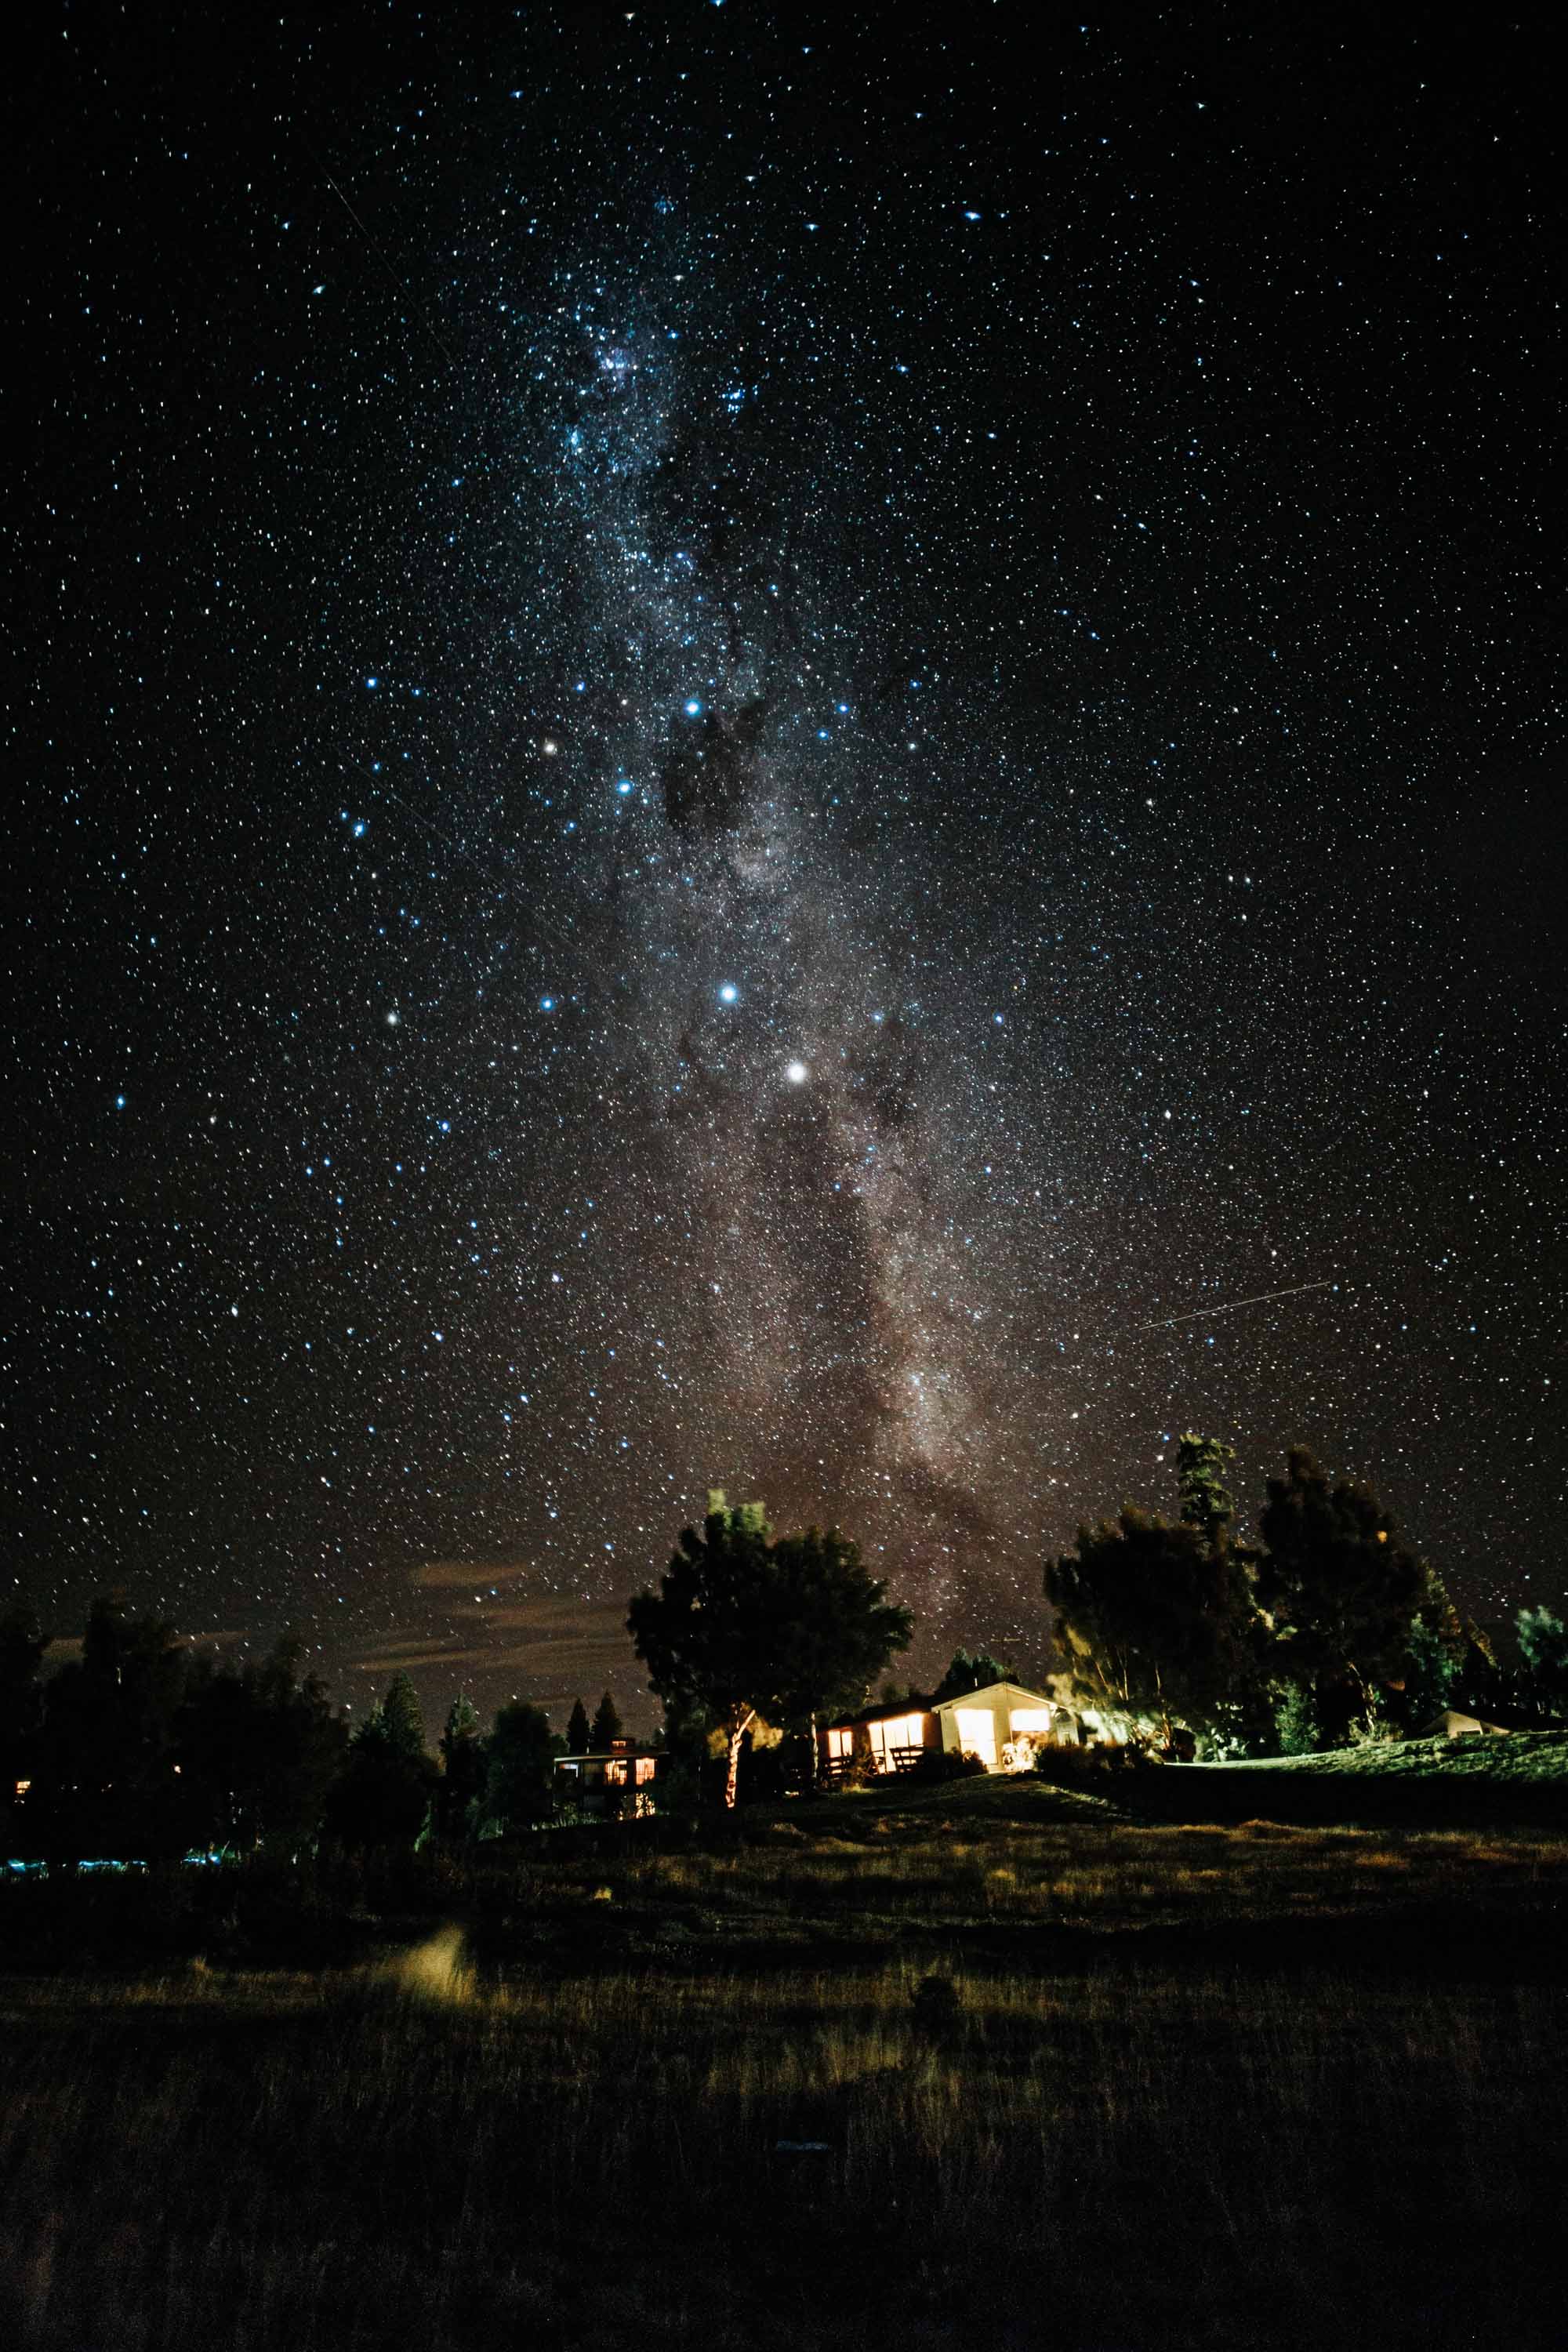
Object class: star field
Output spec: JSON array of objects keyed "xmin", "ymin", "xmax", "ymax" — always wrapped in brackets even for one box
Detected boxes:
[{"xmin": 5, "ymin": 7, "xmax": 1563, "ymax": 1722}]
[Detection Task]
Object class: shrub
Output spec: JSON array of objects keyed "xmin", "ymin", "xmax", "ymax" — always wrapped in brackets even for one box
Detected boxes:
[
  {"xmin": 1034, "ymin": 1740, "xmax": 1146, "ymax": 1786},
  {"xmin": 910, "ymin": 1973, "xmax": 963, "ymax": 2039}
]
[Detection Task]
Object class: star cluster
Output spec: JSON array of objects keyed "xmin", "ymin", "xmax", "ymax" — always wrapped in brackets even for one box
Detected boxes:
[{"xmin": 5, "ymin": 8, "xmax": 1563, "ymax": 1717}]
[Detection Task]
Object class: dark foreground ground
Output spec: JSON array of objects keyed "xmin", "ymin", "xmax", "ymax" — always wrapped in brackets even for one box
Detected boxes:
[{"xmin": 3, "ymin": 1769, "xmax": 1566, "ymax": 2351}]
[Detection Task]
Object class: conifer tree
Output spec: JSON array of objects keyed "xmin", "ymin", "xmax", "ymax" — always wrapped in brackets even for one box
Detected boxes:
[
  {"xmin": 380, "ymin": 1671, "xmax": 427, "ymax": 1759},
  {"xmin": 436, "ymin": 1696, "xmax": 485, "ymax": 1838}
]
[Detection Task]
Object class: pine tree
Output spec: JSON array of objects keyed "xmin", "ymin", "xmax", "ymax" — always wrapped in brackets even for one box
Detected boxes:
[
  {"xmin": 380, "ymin": 1671, "xmax": 427, "ymax": 1759},
  {"xmin": 590, "ymin": 1690, "xmax": 622, "ymax": 1752},
  {"xmin": 436, "ymin": 1697, "xmax": 485, "ymax": 1838},
  {"xmin": 566, "ymin": 1697, "xmax": 592, "ymax": 1754}
]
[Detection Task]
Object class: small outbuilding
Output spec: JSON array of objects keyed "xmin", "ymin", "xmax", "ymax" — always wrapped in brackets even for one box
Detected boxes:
[{"xmin": 1410, "ymin": 1710, "xmax": 1512, "ymax": 1740}]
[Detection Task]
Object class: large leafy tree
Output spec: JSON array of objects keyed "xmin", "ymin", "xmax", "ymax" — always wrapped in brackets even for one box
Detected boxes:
[
  {"xmin": 768, "ymin": 1526, "xmax": 913, "ymax": 1734},
  {"xmin": 178, "ymin": 1635, "xmax": 344, "ymax": 1853},
  {"xmin": 1255, "ymin": 1449, "xmax": 1428, "ymax": 1741},
  {"xmin": 1045, "ymin": 1507, "xmax": 1259, "ymax": 1741},
  {"xmin": 1177, "ymin": 1432, "xmax": 1238, "ymax": 1556},
  {"xmin": 1515, "ymin": 1607, "xmax": 1568, "ymax": 1719},
  {"xmin": 0, "ymin": 1601, "xmax": 48, "ymax": 1791},
  {"xmin": 628, "ymin": 1501, "xmax": 910, "ymax": 1808},
  {"xmin": 35, "ymin": 1595, "xmax": 191, "ymax": 1857}
]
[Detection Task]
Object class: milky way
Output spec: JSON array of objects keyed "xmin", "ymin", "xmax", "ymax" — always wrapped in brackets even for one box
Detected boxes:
[{"xmin": 7, "ymin": 9, "xmax": 1563, "ymax": 1721}]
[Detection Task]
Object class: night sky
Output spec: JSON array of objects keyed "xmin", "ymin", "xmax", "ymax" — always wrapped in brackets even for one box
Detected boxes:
[{"xmin": 7, "ymin": 5, "xmax": 1564, "ymax": 1728}]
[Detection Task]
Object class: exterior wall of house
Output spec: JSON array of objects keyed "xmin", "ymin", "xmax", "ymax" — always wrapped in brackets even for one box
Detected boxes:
[
  {"xmin": 819, "ymin": 1682, "xmax": 1065, "ymax": 1780},
  {"xmin": 933, "ymin": 1682, "xmax": 1061, "ymax": 1769},
  {"xmin": 818, "ymin": 1708, "xmax": 937, "ymax": 1779}
]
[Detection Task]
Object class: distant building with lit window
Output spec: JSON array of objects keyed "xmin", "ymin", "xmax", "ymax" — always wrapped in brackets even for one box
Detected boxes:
[{"xmin": 554, "ymin": 1739, "xmax": 663, "ymax": 1818}]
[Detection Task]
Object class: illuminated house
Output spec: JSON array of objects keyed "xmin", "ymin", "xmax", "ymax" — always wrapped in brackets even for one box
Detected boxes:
[
  {"xmin": 818, "ymin": 1680, "xmax": 1067, "ymax": 1780},
  {"xmin": 554, "ymin": 1740, "xmax": 663, "ymax": 1818}
]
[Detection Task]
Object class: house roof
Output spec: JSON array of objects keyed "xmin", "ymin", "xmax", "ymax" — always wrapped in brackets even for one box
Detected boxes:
[
  {"xmin": 930, "ymin": 1679, "xmax": 1058, "ymax": 1715},
  {"xmin": 554, "ymin": 1747, "xmax": 662, "ymax": 1766},
  {"xmin": 822, "ymin": 1695, "xmax": 935, "ymax": 1730},
  {"xmin": 824, "ymin": 1679, "xmax": 1060, "ymax": 1731}
]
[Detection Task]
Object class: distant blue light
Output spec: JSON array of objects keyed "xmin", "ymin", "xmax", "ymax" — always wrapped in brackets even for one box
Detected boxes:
[
  {"xmin": 718, "ymin": 983, "xmax": 738, "ymax": 1004},
  {"xmin": 616, "ymin": 779, "xmax": 634, "ymax": 795},
  {"xmin": 365, "ymin": 675, "xmax": 379, "ymax": 688},
  {"xmin": 540, "ymin": 996, "xmax": 555, "ymax": 1011},
  {"xmin": 684, "ymin": 698, "xmax": 702, "ymax": 716}
]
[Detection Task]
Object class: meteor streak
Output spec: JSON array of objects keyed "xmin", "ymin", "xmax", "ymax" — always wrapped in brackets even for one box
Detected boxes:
[{"xmin": 1136, "ymin": 1279, "xmax": 1338, "ymax": 1334}]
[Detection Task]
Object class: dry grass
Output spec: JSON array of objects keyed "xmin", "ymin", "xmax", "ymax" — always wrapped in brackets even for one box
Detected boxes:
[{"xmin": 2, "ymin": 1816, "xmax": 1565, "ymax": 2350}]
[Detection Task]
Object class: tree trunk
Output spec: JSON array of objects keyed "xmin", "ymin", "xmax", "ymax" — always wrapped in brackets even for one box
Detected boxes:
[{"xmin": 723, "ymin": 1707, "xmax": 755, "ymax": 1810}]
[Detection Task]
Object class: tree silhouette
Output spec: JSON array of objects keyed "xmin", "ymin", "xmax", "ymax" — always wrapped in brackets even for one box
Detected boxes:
[
  {"xmin": 1256, "ymin": 1449, "xmax": 1428, "ymax": 1741},
  {"xmin": 931, "ymin": 1648, "xmax": 1014, "ymax": 1702},
  {"xmin": 1515, "ymin": 1606, "xmax": 1568, "ymax": 1719},
  {"xmin": 630, "ymin": 1501, "xmax": 909, "ymax": 1806},
  {"xmin": 379, "ymin": 1671, "xmax": 427, "ymax": 1760},
  {"xmin": 1177, "ymin": 1432, "xmax": 1238, "ymax": 1555},
  {"xmin": 477, "ymin": 1702, "xmax": 558, "ymax": 1831},
  {"xmin": 590, "ymin": 1690, "xmax": 623, "ymax": 1752},
  {"xmin": 178, "ymin": 1635, "xmax": 344, "ymax": 1853},
  {"xmin": 1046, "ymin": 1507, "xmax": 1258, "ymax": 1741},
  {"xmin": 0, "ymin": 1601, "xmax": 47, "ymax": 1795},
  {"xmin": 565, "ymin": 1697, "xmax": 592, "ymax": 1755},
  {"xmin": 435, "ymin": 1696, "xmax": 485, "ymax": 1838},
  {"xmin": 322, "ymin": 1700, "xmax": 437, "ymax": 1850}
]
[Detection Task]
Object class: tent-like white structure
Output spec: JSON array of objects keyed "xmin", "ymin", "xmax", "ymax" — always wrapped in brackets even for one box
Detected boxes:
[{"xmin": 1410, "ymin": 1709, "xmax": 1511, "ymax": 1739}]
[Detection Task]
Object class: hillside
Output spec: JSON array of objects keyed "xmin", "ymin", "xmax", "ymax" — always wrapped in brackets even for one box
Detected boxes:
[{"xmin": 1119, "ymin": 1730, "xmax": 1568, "ymax": 1830}]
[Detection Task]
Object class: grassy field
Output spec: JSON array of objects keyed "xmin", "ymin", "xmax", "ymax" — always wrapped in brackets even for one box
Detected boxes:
[{"xmin": 3, "ymin": 1782, "xmax": 1566, "ymax": 2351}]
